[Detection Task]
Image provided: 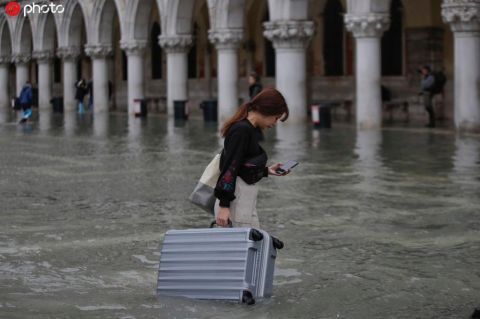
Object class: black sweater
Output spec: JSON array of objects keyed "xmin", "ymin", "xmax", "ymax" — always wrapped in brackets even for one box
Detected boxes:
[{"xmin": 215, "ymin": 120, "xmax": 268, "ymax": 207}]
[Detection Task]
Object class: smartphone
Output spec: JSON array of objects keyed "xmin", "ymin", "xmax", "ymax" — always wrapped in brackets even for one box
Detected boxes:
[{"xmin": 276, "ymin": 160, "xmax": 299, "ymax": 174}]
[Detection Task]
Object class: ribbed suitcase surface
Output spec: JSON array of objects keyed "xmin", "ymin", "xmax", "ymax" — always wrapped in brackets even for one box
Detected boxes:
[{"xmin": 157, "ymin": 227, "xmax": 280, "ymax": 304}]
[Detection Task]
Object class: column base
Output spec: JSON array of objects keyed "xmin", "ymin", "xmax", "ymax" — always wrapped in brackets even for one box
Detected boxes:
[
  {"xmin": 457, "ymin": 121, "xmax": 480, "ymax": 134},
  {"xmin": 357, "ymin": 119, "xmax": 382, "ymax": 130}
]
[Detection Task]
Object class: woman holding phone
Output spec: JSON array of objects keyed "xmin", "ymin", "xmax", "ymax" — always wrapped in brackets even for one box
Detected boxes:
[{"xmin": 214, "ymin": 88, "xmax": 290, "ymax": 228}]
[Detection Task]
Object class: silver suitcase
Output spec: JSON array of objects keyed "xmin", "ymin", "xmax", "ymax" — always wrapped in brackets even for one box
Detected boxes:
[{"xmin": 156, "ymin": 223, "xmax": 284, "ymax": 304}]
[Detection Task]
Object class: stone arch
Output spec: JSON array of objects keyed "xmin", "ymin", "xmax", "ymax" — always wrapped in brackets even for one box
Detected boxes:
[
  {"xmin": 60, "ymin": 1, "xmax": 87, "ymax": 48},
  {"xmin": 35, "ymin": 13, "xmax": 57, "ymax": 52},
  {"xmin": 125, "ymin": 0, "xmax": 155, "ymax": 41},
  {"xmin": 12, "ymin": 14, "xmax": 33, "ymax": 54},
  {"xmin": 267, "ymin": 0, "xmax": 309, "ymax": 21},
  {"xmin": 158, "ymin": 0, "xmax": 196, "ymax": 35},
  {"xmin": 0, "ymin": 17, "xmax": 12, "ymax": 57},
  {"xmin": 208, "ymin": 0, "xmax": 245, "ymax": 29},
  {"xmin": 89, "ymin": 0, "xmax": 124, "ymax": 45}
]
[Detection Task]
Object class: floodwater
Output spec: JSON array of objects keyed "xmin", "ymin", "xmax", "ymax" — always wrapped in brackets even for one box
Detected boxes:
[{"xmin": 0, "ymin": 110, "xmax": 479, "ymax": 319}]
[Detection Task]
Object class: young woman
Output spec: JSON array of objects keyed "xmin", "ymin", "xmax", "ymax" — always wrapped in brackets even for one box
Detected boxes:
[{"xmin": 214, "ymin": 88, "xmax": 290, "ymax": 228}]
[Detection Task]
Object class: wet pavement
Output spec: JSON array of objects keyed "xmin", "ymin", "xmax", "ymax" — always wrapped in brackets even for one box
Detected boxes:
[{"xmin": 0, "ymin": 110, "xmax": 479, "ymax": 319}]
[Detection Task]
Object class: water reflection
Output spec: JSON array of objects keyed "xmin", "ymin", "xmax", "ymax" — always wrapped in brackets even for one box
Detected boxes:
[
  {"xmin": 93, "ymin": 113, "xmax": 109, "ymax": 138},
  {"xmin": 451, "ymin": 136, "xmax": 480, "ymax": 185},
  {"xmin": 63, "ymin": 112, "xmax": 77, "ymax": 137},
  {"xmin": 0, "ymin": 107, "xmax": 9, "ymax": 123},
  {"xmin": 273, "ymin": 122, "xmax": 309, "ymax": 160},
  {"xmin": 38, "ymin": 110, "xmax": 52, "ymax": 132},
  {"xmin": 354, "ymin": 130, "xmax": 383, "ymax": 192}
]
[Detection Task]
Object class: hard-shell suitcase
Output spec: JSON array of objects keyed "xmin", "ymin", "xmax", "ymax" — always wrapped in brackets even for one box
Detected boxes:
[{"xmin": 156, "ymin": 224, "xmax": 283, "ymax": 304}]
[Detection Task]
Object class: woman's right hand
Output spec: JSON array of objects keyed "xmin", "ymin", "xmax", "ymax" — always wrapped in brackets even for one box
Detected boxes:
[{"xmin": 216, "ymin": 207, "xmax": 231, "ymax": 227}]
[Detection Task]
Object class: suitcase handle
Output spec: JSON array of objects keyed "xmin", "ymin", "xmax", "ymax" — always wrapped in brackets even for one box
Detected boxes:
[{"xmin": 210, "ymin": 220, "xmax": 233, "ymax": 228}]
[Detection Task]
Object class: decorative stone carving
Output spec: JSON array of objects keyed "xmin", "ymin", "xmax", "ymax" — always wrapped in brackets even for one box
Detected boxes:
[
  {"xmin": 158, "ymin": 35, "xmax": 193, "ymax": 53},
  {"xmin": 442, "ymin": 0, "xmax": 480, "ymax": 34},
  {"xmin": 120, "ymin": 40, "xmax": 147, "ymax": 56},
  {"xmin": 0, "ymin": 55, "xmax": 10, "ymax": 64},
  {"xmin": 208, "ymin": 29, "xmax": 243, "ymax": 50},
  {"xmin": 12, "ymin": 53, "xmax": 31, "ymax": 64},
  {"xmin": 84, "ymin": 44, "xmax": 113, "ymax": 59},
  {"xmin": 344, "ymin": 14, "xmax": 390, "ymax": 38},
  {"xmin": 33, "ymin": 50, "xmax": 54, "ymax": 63},
  {"xmin": 263, "ymin": 21, "xmax": 315, "ymax": 49},
  {"xmin": 56, "ymin": 46, "xmax": 82, "ymax": 61}
]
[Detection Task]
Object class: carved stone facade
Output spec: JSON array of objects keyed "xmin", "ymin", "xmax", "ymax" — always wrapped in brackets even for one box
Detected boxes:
[
  {"xmin": 208, "ymin": 29, "xmax": 243, "ymax": 50},
  {"xmin": 263, "ymin": 21, "xmax": 315, "ymax": 49},
  {"xmin": 12, "ymin": 53, "xmax": 31, "ymax": 65},
  {"xmin": 120, "ymin": 41, "xmax": 147, "ymax": 56},
  {"xmin": 344, "ymin": 14, "xmax": 391, "ymax": 38},
  {"xmin": 442, "ymin": 0, "xmax": 480, "ymax": 34},
  {"xmin": 0, "ymin": 55, "xmax": 10, "ymax": 64},
  {"xmin": 158, "ymin": 35, "xmax": 193, "ymax": 53},
  {"xmin": 33, "ymin": 50, "xmax": 55, "ymax": 63},
  {"xmin": 56, "ymin": 47, "xmax": 82, "ymax": 61},
  {"xmin": 85, "ymin": 44, "xmax": 113, "ymax": 59}
]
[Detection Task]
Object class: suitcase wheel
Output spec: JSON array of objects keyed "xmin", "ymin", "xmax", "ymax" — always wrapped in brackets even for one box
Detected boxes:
[
  {"xmin": 242, "ymin": 290, "xmax": 255, "ymax": 305},
  {"xmin": 272, "ymin": 236, "xmax": 284, "ymax": 250},
  {"xmin": 249, "ymin": 229, "xmax": 264, "ymax": 241}
]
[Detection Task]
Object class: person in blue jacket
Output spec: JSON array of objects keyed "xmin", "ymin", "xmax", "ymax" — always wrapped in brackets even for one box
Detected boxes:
[{"xmin": 18, "ymin": 81, "xmax": 33, "ymax": 123}]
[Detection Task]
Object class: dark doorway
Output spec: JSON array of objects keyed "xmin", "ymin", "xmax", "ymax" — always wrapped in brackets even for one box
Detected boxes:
[
  {"xmin": 150, "ymin": 22, "xmax": 162, "ymax": 79},
  {"xmin": 323, "ymin": 0, "xmax": 344, "ymax": 76},
  {"xmin": 382, "ymin": 0, "xmax": 404, "ymax": 76}
]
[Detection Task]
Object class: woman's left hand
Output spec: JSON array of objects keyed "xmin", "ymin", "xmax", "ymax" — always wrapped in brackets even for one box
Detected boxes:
[{"xmin": 268, "ymin": 163, "xmax": 290, "ymax": 176}]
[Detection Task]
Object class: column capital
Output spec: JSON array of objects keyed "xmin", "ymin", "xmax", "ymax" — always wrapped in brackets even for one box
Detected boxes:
[
  {"xmin": 0, "ymin": 55, "xmax": 11, "ymax": 64},
  {"xmin": 208, "ymin": 29, "xmax": 243, "ymax": 50},
  {"xmin": 84, "ymin": 44, "xmax": 113, "ymax": 59},
  {"xmin": 33, "ymin": 50, "xmax": 54, "ymax": 63},
  {"xmin": 158, "ymin": 35, "xmax": 193, "ymax": 53},
  {"xmin": 442, "ymin": 0, "xmax": 480, "ymax": 34},
  {"xmin": 120, "ymin": 40, "xmax": 147, "ymax": 56},
  {"xmin": 344, "ymin": 13, "xmax": 390, "ymax": 38},
  {"xmin": 263, "ymin": 20, "xmax": 315, "ymax": 49},
  {"xmin": 12, "ymin": 53, "xmax": 31, "ymax": 64},
  {"xmin": 56, "ymin": 46, "xmax": 82, "ymax": 61}
]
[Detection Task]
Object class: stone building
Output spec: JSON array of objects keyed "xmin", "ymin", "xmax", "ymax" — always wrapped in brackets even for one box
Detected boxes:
[{"xmin": 0, "ymin": 0, "xmax": 479, "ymax": 131}]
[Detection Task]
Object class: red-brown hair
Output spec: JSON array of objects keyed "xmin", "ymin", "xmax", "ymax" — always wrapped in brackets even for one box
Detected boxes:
[{"xmin": 220, "ymin": 88, "xmax": 289, "ymax": 137}]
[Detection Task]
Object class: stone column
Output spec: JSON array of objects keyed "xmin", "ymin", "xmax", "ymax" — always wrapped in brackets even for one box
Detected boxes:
[
  {"xmin": 209, "ymin": 29, "xmax": 243, "ymax": 122},
  {"xmin": 158, "ymin": 35, "xmax": 192, "ymax": 115},
  {"xmin": 264, "ymin": 21, "xmax": 314, "ymax": 122},
  {"xmin": 344, "ymin": 14, "xmax": 390, "ymax": 129},
  {"xmin": 120, "ymin": 41, "xmax": 147, "ymax": 115},
  {"xmin": 57, "ymin": 46, "xmax": 81, "ymax": 112},
  {"xmin": 0, "ymin": 56, "xmax": 10, "ymax": 108},
  {"xmin": 12, "ymin": 53, "xmax": 31, "ymax": 97},
  {"xmin": 442, "ymin": 0, "xmax": 480, "ymax": 133},
  {"xmin": 33, "ymin": 50, "xmax": 54, "ymax": 110},
  {"xmin": 85, "ymin": 44, "xmax": 113, "ymax": 113}
]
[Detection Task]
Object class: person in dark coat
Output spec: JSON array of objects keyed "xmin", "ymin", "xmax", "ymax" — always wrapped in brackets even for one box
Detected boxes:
[
  {"xmin": 248, "ymin": 71, "xmax": 263, "ymax": 100},
  {"xmin": 419, "ymin": 65, "xmax": 436, "ymax": 128},
  {"xmin": 75, "ymin": 79, "xmax": 87, "ymax": 113},
  {"xmin": 18, "ymin": 81, "xmax": 33, "ymax": 123},
  {"xmin": 86, "ymin": 79, "xmax": 93, "ymax": 110},
  {"xmin": 214, "ymin": 88, "xmax": 291, "ymax": 228}
]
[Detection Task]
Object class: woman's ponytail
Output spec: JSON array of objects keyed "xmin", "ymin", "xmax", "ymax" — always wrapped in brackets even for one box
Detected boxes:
[
  {"xmin": 220, "ymin": 88, "xmax": 289, "ymax": 137},
  {"xmin": 220, "ymin": 102, "xmax": 250, "ymax": 137}
]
